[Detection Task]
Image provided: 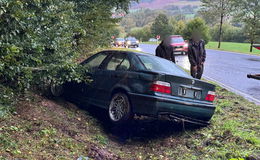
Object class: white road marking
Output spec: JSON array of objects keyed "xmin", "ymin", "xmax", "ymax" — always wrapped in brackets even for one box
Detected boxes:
[{"xmin": 204, "ymin": 75, "xmax": 260, "ymax": 105}]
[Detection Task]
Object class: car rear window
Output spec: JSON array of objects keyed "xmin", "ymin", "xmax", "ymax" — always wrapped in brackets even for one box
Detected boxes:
[
  {"xmin": 126, "ymin": 38, "xmax": 136, "ymax": 41},
  {"xmin": 116, "ymin": 38, "xmax": 124, "ymax": 41},
  {"xmin": 138, "ymin": 55, "xmax": 191, "ymax": 78},
  {"xmin": 171, "ymin": 37, "xmax": 184, "ymax": 43}
]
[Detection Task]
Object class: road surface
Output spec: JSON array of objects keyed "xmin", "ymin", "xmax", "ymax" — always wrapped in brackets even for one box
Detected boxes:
[{"xmin": 134, "ymin": 44, "xmax": 260, "ymax": 105}]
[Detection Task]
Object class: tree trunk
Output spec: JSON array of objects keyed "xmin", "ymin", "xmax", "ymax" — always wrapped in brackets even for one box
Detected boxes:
[
  {"xmin": 218, "ymin": 15, "xmax": 223, "ymax": 49},
  {"xmin": 218, "ymin": 0, "xmax": 224, "ymax": 49},
  {"xmin": 250, "ymin": 40, "xmax": 253, "ymax": 52}
]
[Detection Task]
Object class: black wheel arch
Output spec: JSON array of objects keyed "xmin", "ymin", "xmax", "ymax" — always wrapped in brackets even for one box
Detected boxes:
[{"xmin": 111, "ymin": 87, "xmax": 129, "ymax": 99}]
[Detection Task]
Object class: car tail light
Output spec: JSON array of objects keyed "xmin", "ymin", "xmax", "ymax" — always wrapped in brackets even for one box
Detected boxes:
[
  {"xmin": 205, "ymin": 91, "xmax": 215, "ymax": 102},
  {"xmin": 150, "ymin": 81, "xmax": 171, "ymax": 94}
]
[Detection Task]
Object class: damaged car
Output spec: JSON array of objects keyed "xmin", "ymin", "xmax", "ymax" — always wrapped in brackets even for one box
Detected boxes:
[{"xmin": 51, "ymin": 50, "xmax": 216, "ymax": 126}]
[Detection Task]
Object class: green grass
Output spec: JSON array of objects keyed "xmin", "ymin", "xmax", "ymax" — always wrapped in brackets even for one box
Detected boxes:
[
  {"xmin": 207, "ymin": 41, "xmax": 260, "ymax": 55},
  {"xmin": 141, "ymin": 41, "xmax": 260, "ymax": 55},
  {"xmin": 0, "ymin": 84, "xmax": 259, "ymax": 159},
  {"xmin": 142, "ymin": 41, "xmax": 160, "ymax": 45}
]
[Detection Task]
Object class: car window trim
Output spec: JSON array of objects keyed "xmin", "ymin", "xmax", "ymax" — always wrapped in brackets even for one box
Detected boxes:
[
  {"xmin": 81, "ymin": 51, "xmax": 107, "ymax": 65},
  {"xmin": 81, "ymin": 51, "xmax": 111, "ymax": 73},
  {"xmin": 102, "ymin": 52, "xmax": 128, "ymax": 71}
]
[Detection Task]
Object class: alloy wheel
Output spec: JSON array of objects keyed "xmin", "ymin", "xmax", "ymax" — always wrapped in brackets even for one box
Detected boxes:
[{"xmin": 109, "ymin": 93, "xmax": 130, "ymax": 122}]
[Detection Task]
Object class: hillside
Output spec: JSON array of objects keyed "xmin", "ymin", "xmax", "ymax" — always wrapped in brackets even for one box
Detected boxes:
[{"xmin": 131, "ymin": 0, "xmax": 201, "ymax": 10}]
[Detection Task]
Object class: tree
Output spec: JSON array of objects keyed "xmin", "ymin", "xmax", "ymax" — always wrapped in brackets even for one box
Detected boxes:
[
  {"xmin": 151, "ymin": 14, "xmax": 173, "ymax": 39},
  {"xmin": 129, "ymin": 26, "xmax": 152, "ymax": 41},
  {"xmin": 210, "ymin": 23, "xmax": 246, "ymax": 43},
  {"xmin": 199, "ymin": 0, "xmax": 233, "ymax": 48},
  {"xmin": 175, "ymin": 20, "xmax": 186, "ymax": 35},
  {"xmin": 0, "ymin": 0, "xmax": 136, "ymax": 91},
  {"xmin": 120, "ymin": 9, "xmax": 160, "ymax": 33},
  {"xmin": 232, "ymin": 0, "xmax": 260, "ymax": 52},
  {"xmin": 183, "ymin": 18, "xmax": 210, "ymax": 43}
]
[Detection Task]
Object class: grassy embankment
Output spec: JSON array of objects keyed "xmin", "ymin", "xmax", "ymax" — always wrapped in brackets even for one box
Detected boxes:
[
  {"xmin": 207, "ymin": 42, "xmax": 260, "ymax": 55},
  {"xmin": 0, "ymin": 48, "xmax": 259, "ymax": 160},
  {"xmin": 142, "ymin": 41, "xmax": 260, "ymax": 55},
  {"xmin": 0, "ymin": 85, "xmax": 259, "ymax": 160}
]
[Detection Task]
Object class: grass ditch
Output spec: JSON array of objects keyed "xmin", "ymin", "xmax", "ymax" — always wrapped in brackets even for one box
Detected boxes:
[{"xmin": 0, "ymin": 84, "xmax": 259, "ymax": 159}]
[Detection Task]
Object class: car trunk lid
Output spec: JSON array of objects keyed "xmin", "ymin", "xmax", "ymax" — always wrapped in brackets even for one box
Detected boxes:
[{"xmin": 163, "ymin": 74, "xmax": 215, "ymax": 101}]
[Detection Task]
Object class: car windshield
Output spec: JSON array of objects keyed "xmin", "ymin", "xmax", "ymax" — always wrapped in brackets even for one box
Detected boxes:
[
  {"xmin": 171, "ymin": 37, "xmax": 184, "ymax": 43},
  {"xmin": 138, "ymin": 55, "xmax": 191, "ymax": 78},
  {"xmin": 126, "ymin": 38, "xmax": 137, "ymax": 41}
]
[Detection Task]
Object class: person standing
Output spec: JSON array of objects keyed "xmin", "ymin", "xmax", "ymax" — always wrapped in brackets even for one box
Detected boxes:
[
  {"xmin": 155, "ymin": 36, "xmax": 175, "ymax": 63},
  {"xmin": 188, "ymin": 32, "xmax": 206, "ymax": 79}
]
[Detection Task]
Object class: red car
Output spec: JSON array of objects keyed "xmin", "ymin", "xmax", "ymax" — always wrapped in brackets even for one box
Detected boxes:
[{"xmin": 170, "ymin": 35, "xmax": 188, "ymax": 55}]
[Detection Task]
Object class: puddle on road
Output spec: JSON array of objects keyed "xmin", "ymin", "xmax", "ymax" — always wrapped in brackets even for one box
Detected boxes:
[{"xmin": 248, "ymin": 58, "xmax": 260, "ymax": 62}]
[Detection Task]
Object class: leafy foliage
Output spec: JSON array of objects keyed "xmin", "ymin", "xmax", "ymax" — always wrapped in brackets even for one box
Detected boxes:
[
  {"xmin": 183, "ymin": 17, "xmax": 210, "ymax": 43},
  {"xmin": 0, "ymin": 0, "xmax": 135, "ymax": 93},
  {"xmin": 232, "ymin": 0, "xmax": 260, "ymax": 51},
  {"xmin": 128, "ymin": 26, "xmax": 152, "ymax": 41},
  {"xmin": 151, "ymin": 13, "xmax": 173, "ymax": 39},
  {"xmin": 210, "ymin": 23, "xmax": 247, "ymax": 43}
]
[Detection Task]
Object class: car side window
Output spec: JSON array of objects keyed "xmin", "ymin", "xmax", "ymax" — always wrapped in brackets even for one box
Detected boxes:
[
  {"xmin": 105, "ymin": 54, "xmax": 130, "ymax": 71},
  {"xmin": 83, "ymin": 52, "xmax": 108, "ymax": 72},
  {"xmin": 117, "ymin": 58, "xmax": 130, "ymax": 71}
]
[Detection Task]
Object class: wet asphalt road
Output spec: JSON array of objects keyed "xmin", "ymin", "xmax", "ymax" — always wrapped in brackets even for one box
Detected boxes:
[{"xmin": 134, "ymin": 44, "xmax": 260, "ymax": 104}]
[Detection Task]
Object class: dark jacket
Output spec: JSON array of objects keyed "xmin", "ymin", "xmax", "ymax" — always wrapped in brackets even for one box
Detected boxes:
[
  {"xmin": 188, "ymin": 40, "xmax": 206, "ymax": 66},
  {"xmin": 155, "ymin": 41, "xmax": 175, "ymax": 63}
]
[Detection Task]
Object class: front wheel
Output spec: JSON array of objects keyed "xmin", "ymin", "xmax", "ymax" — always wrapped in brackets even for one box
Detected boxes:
[
  {"xmin": 50, "ymin": 83, "xmax": 64, "ymax": 97},
  {"xmin": 108, "ymin": 93, "xmax": 133, "ymax": 125}
]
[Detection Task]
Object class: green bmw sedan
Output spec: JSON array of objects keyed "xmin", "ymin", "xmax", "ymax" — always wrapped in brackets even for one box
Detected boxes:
[{"xmin": 53, "ymin": 50, "xmax": 216, "ymax": 125}]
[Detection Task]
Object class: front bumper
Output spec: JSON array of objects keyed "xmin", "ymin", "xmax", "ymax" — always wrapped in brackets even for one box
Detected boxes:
[
  {"xmin": 173, "ymin": 47, "xmax": 188, "ymax": 52},
  {"xmin": 128, "ymin": 92, "xmax": 215, "ymax": 124},
  {"xmin": 127, "ymin": 43, "xmax": 139, "ymax": 46}
]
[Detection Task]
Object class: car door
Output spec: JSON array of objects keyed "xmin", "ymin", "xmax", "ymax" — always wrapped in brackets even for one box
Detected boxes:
[
  {"xmin": 68, "ymin": 51, "xmax": 110, "ymax": 105},
  {"xmin": 92, "ymin": 52, "xmax": 131, "ymax": 108}
]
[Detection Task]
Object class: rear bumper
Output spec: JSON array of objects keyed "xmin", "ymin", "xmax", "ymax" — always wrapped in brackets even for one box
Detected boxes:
[{"xmin": 128, "ymin": 92, "xmax": 215, "ymax": 123}]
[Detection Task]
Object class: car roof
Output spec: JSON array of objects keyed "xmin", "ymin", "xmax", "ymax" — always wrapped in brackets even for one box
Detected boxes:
[{"xmin": 102, "ymin": 50, "xmax": 149, "ymax": 57}]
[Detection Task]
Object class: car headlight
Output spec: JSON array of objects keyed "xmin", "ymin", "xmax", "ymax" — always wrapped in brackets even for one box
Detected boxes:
[
  {"xmin": 184, "ymin": 43, "xmax": 188, "ymax": 48},
  {"xmin": 136, "ymin": 40, "xmax": 139, "ymax": 44},
  {"xmin": 127, "ymin": 41, "xmax": 131, "ymax": 45}
]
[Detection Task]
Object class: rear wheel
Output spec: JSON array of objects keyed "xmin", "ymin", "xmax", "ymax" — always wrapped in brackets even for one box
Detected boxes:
[{"xmin": 108, "ymin": 93, "xmax": 133, "ymax": 125}]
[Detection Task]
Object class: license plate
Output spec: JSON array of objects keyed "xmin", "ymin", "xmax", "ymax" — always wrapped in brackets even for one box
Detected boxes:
[
  {"xmin": 175, "ymin": 48, "xmax": 183, "ymax": 51},
  {"xmin": 178, "ymin": 87, "xmax": 201, "ymax": 99}
]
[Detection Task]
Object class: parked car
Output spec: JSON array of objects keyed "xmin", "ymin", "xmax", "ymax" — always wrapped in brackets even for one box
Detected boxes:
[
  {"xmin": 51, "ymin": 50, "xmax": 216, "ymax": 125},
  {"xmin": 125, "ymin": 37, "xmax": 139, "ymax": 48},
  {"xmin": 113, "ymin": 38, "xmax": 125, "ymax": 47},
  {"xmin": 149, "ymin": 38, "xmax": 158, "ymax": 42},
  {"xmin": 170, "ymin": 35, "xmax": 188, "ymax": 55}
]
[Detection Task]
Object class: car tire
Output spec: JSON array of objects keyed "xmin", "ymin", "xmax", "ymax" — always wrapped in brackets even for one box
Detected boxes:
[
  {"xmin": 108, "ymin": 93, "xmax": 133, "ymax": 125},
  {"xmin": 50, "ymin": 83, "xmax": 64, "ymax": 97}
]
